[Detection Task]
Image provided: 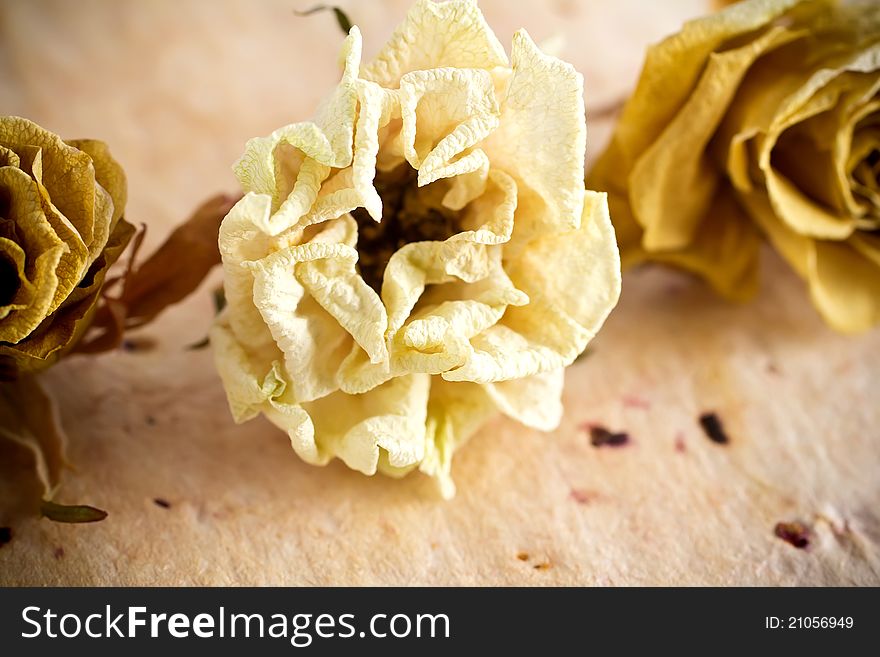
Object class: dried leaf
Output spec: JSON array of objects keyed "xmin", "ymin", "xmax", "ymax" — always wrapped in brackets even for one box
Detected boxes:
[
  {"xmin": 40, "ymin": 500, "xmax": 107, "ymax": 524},
  {"xmin": 78, "ymin": 193, "xmax": 238, "ymax": 351},
  {"xmin": 185, "ymin": 336, "xmax": 210, "ymax": 351},
  {"xmin": 0, "ymin": 377, "xmax": 109, "ymax": 523},
  {"xmin": 206, "ymin": 286, "xmax": 227, "ymax": 315},
  {"xmin": 119, "ymin": 194, "xmax": 238, "ymax": 328},
  {"xmin": 0, "ymin": 375, "xmax": 66, "ymax": 497}
]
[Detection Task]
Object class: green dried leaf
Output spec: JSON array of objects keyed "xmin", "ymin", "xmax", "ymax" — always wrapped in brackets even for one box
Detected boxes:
[
  {"xmin": 40, "ymin": 499, "xmax": 107, "ymax": 523},
  {"xmin": 212, "ymin": 286, "xmax": 227, "ymax": 314},
  {"xmin": 185, "ymin": 336, "xmax": 210, "ymax": 351}
]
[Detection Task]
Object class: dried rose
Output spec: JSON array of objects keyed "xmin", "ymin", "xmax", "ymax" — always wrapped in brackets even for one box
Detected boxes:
[
  {"xmin": 212, "ymin": 0, "xmax": 621, "ymax": 496},
  {"xmin": 0, "ymin": 116, "xmax": 134, "ymax": 377},
  {"xmin": 589, "ymin": 0, "xmax": 880, "ymax": 332},
  {"xmin": 0, "ymin": 117, "xmax": 234, "ymax": 519}
]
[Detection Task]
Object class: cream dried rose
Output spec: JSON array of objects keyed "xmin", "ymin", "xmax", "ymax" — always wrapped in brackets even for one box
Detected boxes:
[{"xmin": 212, "ymin": 0, "xmax": 620, "ymax": 496}]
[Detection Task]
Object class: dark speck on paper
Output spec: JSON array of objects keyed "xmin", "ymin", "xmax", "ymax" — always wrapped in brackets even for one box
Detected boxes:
[
  {"xmin": 622, "ymin": 395, "xmax": 650, "ymax": 410},
  {"xmin": 53, "ymin": 546, "xmax": 65, "ymax": 559},
  {"xmin": 587, "ymin": 424, "xmax": 630, "ymax": 447},
  {"xmin": 698, "ymin": 412, "xmax": 729, "ymax": 445},
  {"xmin": 0, "ymin": 526, "xmax": 11, "ymax": 547},
  {"xmin": 774, "ymin": 521, "xmax": 810, "ymax": 549},
  {"xmin": 122, "ymin": 337, "xmax": 157, "ymax": 352},
  {"xmin": 153, "ymin": 498, "xmax": 172, "ymax": 509},
  {"xmin": 570, "ymin": 489, "xmax": 599, "ymax": 504}
]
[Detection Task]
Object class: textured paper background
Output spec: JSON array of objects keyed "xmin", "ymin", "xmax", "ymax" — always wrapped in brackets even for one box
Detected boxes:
[{"xmin": 1, "ymin": 0, "xmax": 878, "ymax": 585}]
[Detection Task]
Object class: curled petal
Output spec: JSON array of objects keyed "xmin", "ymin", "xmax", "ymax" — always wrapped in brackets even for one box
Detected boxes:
[
  {"xmin": 483, "ymin": 30, "xmax": 586, "ymax": 238},
  {"xmin": 398, "ymin": 67, "xmax": 500, "ymax": 185},
  {"xmin": 484, "ymin": 368, "xmax": 565, "ymax": 432},
  {"xmin": 0, "ymin": 167, "xmax": 65, "ymax": 344},
  {"xmin": 808, "ymin": 239, "xmax": 880, "ymax": 332},
  {"xmin": 362, "ymin": 0, "xmax": 508, "ymax": 88},
  {"xmin": 233, "ymin": 28, "xmax": 364, "ymax": 235},
  {"xmin": 446, "ymin": 192, "xmax": 620, "ymax": 383},
  {"xmin": 303, "ymin": 373, "xmax": 431, "ymax": 475}
]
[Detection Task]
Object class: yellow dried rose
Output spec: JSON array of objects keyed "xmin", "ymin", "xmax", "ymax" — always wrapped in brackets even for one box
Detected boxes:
[
  {"xmin": 589, "ymin": 0, "xmax": 880, "ymax": 332},
  {"xmin": 0, "ymin": 116, "xmax": 134, "ymax": 377},
  {"xmin": 212, "ymin": 0, "xmax": 621, "ymax": 496}
]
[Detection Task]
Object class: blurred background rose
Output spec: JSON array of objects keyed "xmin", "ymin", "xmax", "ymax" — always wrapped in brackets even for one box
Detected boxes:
[{"xmin": 589, "ymin": 0, "xmax": 880, "ymax": 332}]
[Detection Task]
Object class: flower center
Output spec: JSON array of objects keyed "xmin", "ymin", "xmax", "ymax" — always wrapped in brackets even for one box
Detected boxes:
[
  {"xmin": 852, "ymin": 147, "xmax": 880, "ymax": 230},
  {"xmin": 0, "ymin": 253, "xmax": 19, "ymax": 307},
  {"xmin": 0, "ymin": 190, "xmax": 21, "ymax": 307},
  {"xmin": 352, "ymin": 165, "xmax": 460, "ymax": 292}
]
